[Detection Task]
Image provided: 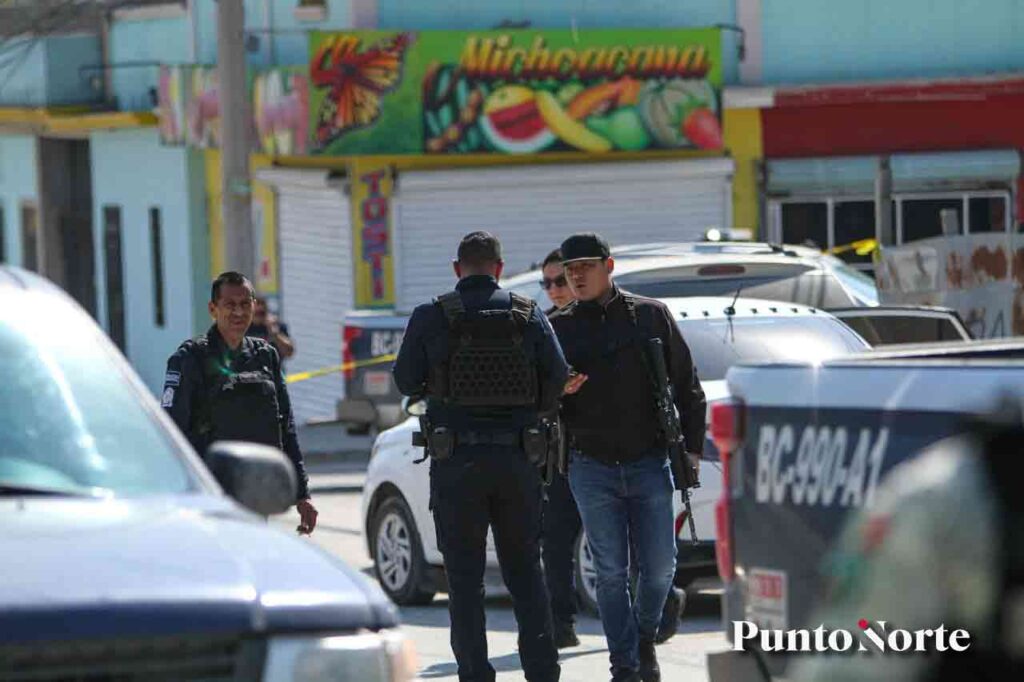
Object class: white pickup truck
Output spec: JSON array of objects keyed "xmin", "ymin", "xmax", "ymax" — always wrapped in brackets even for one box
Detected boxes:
[{"xmin": 706, "ymin": 338, "xmax": 1024, "ymax": 682}]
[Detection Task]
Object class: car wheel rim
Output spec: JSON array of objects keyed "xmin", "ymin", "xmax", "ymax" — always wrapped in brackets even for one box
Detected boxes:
[
  {"xmin": 578, "ymin": 535, "xmax": 598, "ymax": 606},
  {"xmin": 376, "ymin": 511, "xmax": 413, "ymax": 592}
]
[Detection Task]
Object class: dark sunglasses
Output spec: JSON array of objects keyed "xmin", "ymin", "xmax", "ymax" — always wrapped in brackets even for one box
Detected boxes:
[{"xmin": 540, "ymin": 275, "xmax": 568, "ymax": 290}]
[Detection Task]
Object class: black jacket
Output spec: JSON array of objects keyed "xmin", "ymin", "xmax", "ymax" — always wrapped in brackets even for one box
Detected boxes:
[
  {"xmin": 393, "ymin": 275, "xmax": 569, "ymax": 432},
  {"xmin": 550, "ymin": 286, "xmax": 706, "ymax": 464},
  {"xmin": 162, "ymin": 325, "xmax": 310, "ymax": 499}
]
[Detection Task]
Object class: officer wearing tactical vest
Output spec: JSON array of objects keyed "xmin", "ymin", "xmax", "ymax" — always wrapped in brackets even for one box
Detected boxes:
[
  {"xmin": 792, "ymin": 400, "xmax": 1024, "ymax": 682},
  {"xmin": 162, "ymin": 272, "xmax": 318, "ymax": 535},
  {"xmin": 550, "ymin": 233, "xmax": 706, "ymax": 682},
  {"xmin": 393, "ymin": 232, "xmax": 570, "ymax": 682}
]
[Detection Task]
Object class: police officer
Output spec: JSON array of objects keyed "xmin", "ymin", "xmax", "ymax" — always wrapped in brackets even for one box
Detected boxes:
[
  {"xmin": 792, "ymin": 402, "xmax": 1023, "ymax": 682},
  {"xmin": 393, "ymin": 232, "xmax": 568, "ymax": 682},
  {"xmin": 550, "ymin": 233, "xmax": 706, "ymax": 682},
  {"xmin": 538, "ymin": 248, "xmax": 583, "ymax": 648},
  {"xmin": 162, "ymin": 271, "xmax": 318, "ymax": 534}
]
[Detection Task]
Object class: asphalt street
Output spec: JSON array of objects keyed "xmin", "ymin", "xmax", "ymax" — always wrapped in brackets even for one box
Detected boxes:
[{"xmin": 275, "ymin": 424, "xmax": 730, "ymax": 681}]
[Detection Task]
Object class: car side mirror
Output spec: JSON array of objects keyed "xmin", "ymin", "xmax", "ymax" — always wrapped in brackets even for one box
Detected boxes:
[
  {"xmin": 206, "ymin": 441, "xmax": 297, "ymax": 516},
  {"xmin": 402, "ymin": 396, "xmax": 426, "ymax": 417}
]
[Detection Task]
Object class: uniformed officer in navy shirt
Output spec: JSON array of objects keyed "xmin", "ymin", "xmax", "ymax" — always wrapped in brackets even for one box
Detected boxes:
[
  {"xmin": 393, "ymin": 232, "xmax": 571, "ymax": 682},
  {"xmin": 162, "ymin": 271, "xmax": 318, "ymax": 535}
]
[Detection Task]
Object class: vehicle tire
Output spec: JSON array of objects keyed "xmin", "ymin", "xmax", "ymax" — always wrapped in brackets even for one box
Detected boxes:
[
  {"xmin": 370, "ymin": 496, "xmax": 436, "ymax": 606},
  {"xmin": 574, "ymin": 531, "xmax": 600, "ymax": 615}
]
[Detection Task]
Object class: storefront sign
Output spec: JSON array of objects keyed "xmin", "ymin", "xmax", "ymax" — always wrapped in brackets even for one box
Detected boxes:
[
  {"xmin": 188, "ymin": 67, "xmax": 220, "ymax": 148},
  {"xmin": 350, "ymin": 161, "xmax": 395, "ymax": 308},
  {"xmin": 254, "ymin": 67, "xmax": 310, "ymax": 156},
  {"xmin": 157, "ymin": 65, "xmax": 187, "ymax": 145},
  {"xmin": 158, "ymin": 65, "xmax": 221, "ymax": 148},
  {"xmin": 308, "ymin": 28, "xmax": 723, "ymax": 156}
]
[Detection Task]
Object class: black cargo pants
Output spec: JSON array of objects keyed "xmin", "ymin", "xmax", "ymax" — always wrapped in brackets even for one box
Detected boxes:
[
  {"xmin": 542, "ymin": 469, "xmax": 582, "ymax": 628},
  {"xmin": 430, "ymin": 445, "xmax": 560, "ymax": 682}
]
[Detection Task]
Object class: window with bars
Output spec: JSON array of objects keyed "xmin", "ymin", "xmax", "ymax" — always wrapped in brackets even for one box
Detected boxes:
[
  {"xmin": 149, "ymin": 207, "xmax": 165, "ymax": 327},
  {"xmin": 771, "ymin": 191, "xmax": 1012, "ymax": 270}
]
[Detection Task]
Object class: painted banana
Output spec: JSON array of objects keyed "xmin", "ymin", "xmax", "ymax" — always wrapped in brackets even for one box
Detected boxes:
[{"xmin": 535, "ymin": 90, "xmax": 612, "ymax": 153}]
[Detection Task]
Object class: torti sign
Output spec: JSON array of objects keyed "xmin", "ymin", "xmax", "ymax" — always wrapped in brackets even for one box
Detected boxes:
[{"xmin": 308, "ymin": 28, "xmax": 723, "ymax": 156}]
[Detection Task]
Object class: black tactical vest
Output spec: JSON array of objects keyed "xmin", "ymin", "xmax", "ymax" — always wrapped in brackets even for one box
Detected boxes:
[
  {"xmin": 429, "ymin": 290, "xmax": 538, "ymax": 408},
  {"xmin": 194, "ymin": 339, "xmax": 283, "ymax": 450}
]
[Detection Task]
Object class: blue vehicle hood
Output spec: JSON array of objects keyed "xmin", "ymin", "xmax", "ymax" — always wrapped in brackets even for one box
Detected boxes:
[{"xmin": 0, "ymin": 495, "xmax": 398, "ymax": 644}]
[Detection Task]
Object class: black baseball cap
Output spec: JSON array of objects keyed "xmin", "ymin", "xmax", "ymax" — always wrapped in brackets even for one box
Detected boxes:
[
  {"xmin": 456, "ymin": 231, "xmax": 502, "ymax": 264},
  {"xmin": 560, "ymin": 233, "xmax": 611, "ymax": 264}
]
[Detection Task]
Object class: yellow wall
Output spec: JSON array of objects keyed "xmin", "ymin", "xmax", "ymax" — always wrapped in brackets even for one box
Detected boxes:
[
  {"xmin": 723, "ymin": 108, "xmax": 763, "ymax": 237},
  {"xmin": 203, "ymin": 150, "xmax": 278, "ymax": 295},
  {"xmin": 204, "ymin": 150, "xmax": 225, "ymax": 276},
  {"xmin": 250, "ymin": 155, "xmax": 279, "ymax": 296}
]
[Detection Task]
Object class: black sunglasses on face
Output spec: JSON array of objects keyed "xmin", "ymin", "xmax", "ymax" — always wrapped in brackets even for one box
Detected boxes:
[{"xmin": 540, "ymin": 275, "xmax": 568, "ymax": 289}]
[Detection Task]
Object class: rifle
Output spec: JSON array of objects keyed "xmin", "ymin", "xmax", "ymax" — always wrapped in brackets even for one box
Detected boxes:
[
  {"xmin": 642, "ymin": 338, "xmax": 700, "ymax": 544},
  {"xmin": 540, "ymin": 414, "xmax": 567, "ymax": 485}
]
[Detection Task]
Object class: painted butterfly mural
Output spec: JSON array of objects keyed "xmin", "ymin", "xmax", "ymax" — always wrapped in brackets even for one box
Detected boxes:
[{"xmin": 310, "ymin": 32, "xmax": 413, "ymax": 149}]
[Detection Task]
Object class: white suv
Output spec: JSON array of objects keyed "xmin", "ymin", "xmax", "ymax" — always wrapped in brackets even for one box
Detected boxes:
[{"xmin": 361, "ymin": 297, "xmax": 869, "ymax": 612}]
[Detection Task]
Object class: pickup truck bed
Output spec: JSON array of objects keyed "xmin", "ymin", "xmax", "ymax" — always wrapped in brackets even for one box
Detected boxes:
[{"xmin": 709, "ymin": 339, "xmax": 1024, "ymax": 681}]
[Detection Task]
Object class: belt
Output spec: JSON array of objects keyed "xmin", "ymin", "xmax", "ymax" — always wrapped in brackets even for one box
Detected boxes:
[{"xmin": 455, "ymin": 430, "xmax": 521, "ymax": 446}]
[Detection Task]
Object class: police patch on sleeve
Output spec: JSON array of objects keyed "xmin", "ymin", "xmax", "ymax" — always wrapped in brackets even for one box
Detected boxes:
[
  {"xmin": 161, "ymin": 387, "xmax": 175, "ymax": 407},
  {"xmin": 164, "ymin": 371, "xmax": 180, "ymax": 387}
]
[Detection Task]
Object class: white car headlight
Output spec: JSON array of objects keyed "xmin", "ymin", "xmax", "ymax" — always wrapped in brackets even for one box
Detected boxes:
[{"xmin": 264, "ymin": 629, "xmax": 418, "ymax": 682}]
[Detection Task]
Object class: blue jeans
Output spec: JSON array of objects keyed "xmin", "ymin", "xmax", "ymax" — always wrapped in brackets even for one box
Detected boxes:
[{"xmin": 568, "ymin": 451, "xmax": 676, "ymax": 672}]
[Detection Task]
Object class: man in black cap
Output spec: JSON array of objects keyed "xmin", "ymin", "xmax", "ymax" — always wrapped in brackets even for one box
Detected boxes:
[
  {"xmin": 550, "ymin": 233, "xmax": 706, "ymax": 682},
  {"xmin": 393, "ymin": 231, "xmax": 569, "ymax": 682}
]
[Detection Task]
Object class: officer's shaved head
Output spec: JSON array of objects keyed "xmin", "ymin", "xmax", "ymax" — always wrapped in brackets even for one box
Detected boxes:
[
  {"xmin": 456, "ymin": 232, "xmax": 503, "ymax": 274},
  {"xmin": 211, "ymin": 271, "xmax": 254, "ymax": 303}
]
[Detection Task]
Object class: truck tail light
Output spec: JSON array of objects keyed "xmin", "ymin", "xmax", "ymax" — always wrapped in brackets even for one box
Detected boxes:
[
  {"xmin": 711, "ymin": 399, "xmax": 744, "ymax": 583},
  {"xmin": 342, "ymin": 325, "xmax": 362, "ymax": 381}
]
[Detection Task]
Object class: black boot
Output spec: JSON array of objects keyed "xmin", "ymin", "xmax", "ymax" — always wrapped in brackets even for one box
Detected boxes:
[
  {"xmin": 654, "ymin": 587, "xmax": 685, "ymax": 643},
  {"xmin": 611, "ymin": 668, "xmax": 641, "ymax": 682},
  {"xmin": 553, "ymin": 621, "xmax": 580, "ymax": 649},
  {"xmin": 638, "ymin": 638, "xmax": 660, "ymax": 682}
]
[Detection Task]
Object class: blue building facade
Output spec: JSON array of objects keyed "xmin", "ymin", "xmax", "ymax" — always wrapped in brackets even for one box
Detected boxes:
[{"xmin": 2, "ymin": 0, "xmax": 1023, "ymax": 396}]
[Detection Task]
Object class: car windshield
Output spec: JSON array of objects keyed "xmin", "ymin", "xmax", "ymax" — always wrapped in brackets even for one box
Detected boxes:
[
  {"xmin": 835, "ymin": 314, "xmax": 968, "ymax": 345},
  {"xmin": 0, "ymin": 296, "xmax": 194, "ymax": 497},
  {"xmin": 679, "ymin": 315, "xmax": 869, "ymax": 381},
  {"xmin": 827, "ymin": 262, "xmax": 880, "ymax": 305}
]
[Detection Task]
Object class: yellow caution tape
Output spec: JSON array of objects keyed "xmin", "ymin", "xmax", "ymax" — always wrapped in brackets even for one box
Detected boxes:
[
  {"xmin": 285, "ymin": 353, "xmax": 397, "ymax": 384},
  {"xmin": 826, "ymin": 238, "xmax": 879, "ymax": 257}
]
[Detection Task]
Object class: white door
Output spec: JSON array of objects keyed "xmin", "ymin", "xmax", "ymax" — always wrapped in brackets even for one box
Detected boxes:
[
  {"xmin": 393, "ymin": 158, "xmax": 733, "ymax": 311},
  {"xmin": 262, "ymin": 169, "xmax": 354, "ymax": 424}
]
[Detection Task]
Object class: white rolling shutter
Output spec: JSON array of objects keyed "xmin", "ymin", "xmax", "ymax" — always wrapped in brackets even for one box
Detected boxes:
[
  {"xmin": 261, "ymin": 169, "xmax": 353, "ymax": 424},
  {"xmin": 393, "ymin": 158, "xmax": 733, "ymax": 311}
]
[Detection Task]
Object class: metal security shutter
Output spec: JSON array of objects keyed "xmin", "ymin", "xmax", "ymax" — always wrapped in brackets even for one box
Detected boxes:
[
  {"xmin": 261, "ymin": 169, "xmax": 353, "ymax": 424},
  {"xmin": 393, "ymin": 158, "xmax": 733, "ymax": 311}
]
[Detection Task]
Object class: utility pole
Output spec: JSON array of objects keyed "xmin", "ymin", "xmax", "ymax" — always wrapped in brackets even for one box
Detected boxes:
[{"xmin": 217, "ymin": 0, "xmax": 254, "ymax": 277}]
